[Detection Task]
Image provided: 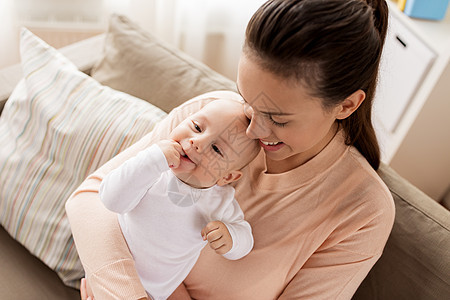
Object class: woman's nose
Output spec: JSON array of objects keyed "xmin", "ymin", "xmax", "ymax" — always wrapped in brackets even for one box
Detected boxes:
[
  {"xmin": 245, "ymin": 110, "xmax": 271, "ymax": 140},
  {"xmin": 243, "ymin": 102, "xmax": 253, "ymax": 119}
]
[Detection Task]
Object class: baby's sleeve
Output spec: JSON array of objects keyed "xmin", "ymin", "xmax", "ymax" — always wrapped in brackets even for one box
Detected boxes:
[
  {"xmin": 100, "ymin": 144, "xmax": 169, "ymax": 213},
  {"xmin": 220, "ymin": 198, "xmax": 254, "ymax": 260}
]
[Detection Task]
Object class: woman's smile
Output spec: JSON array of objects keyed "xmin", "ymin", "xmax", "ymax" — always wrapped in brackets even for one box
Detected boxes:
[{"xmin": 259, "ymin": 140, "xmax": 284, "ymax": 151}]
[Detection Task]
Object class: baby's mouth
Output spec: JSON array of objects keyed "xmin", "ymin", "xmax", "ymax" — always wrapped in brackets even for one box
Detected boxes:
[
  {"xmin": 180, "ymin": 148, "xmax": 195, "ymax": 164},
  {"xmin": 179, "ymin": 155, "xmax": 194, "ymax": 170}
]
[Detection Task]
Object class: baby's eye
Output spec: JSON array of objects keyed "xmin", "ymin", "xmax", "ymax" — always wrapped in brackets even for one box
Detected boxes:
[
  {"xmin": 192, "ymin": 121, "xmax": 201, "ymax": 132},
  {"xmin": 212, "ymin": 144, "xmax": 223, "ymax": 156}
]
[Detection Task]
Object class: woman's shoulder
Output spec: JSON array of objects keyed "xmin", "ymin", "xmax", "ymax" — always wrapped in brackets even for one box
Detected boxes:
[
  {"xmin": 342, "ymin": 146, "xmax": 395, "ymax": 216},
  {"xmin": 322, "ymin": 146, "xmax": 395, "ymax": 255}
]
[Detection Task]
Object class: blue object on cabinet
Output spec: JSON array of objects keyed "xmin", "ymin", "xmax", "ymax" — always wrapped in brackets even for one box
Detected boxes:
[{"xmin": 404, "ymin": 0, "xmax": 450, "ymax": 20}]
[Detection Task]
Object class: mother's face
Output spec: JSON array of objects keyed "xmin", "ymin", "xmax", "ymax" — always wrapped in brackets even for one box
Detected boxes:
[{"xmin": 236, "ymin": 54, "xmax": 342, "ymax": 172}]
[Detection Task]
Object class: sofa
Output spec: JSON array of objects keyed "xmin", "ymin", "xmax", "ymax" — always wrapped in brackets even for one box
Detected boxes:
[{"xmin": 0, "ymin": 14, "xmax": 449, "ymax": 300}]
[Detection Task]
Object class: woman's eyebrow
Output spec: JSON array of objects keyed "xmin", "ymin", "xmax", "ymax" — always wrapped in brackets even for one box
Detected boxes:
[{"xmin": 236, "ymin": 84, "xmax": 293, "ymax": 116}]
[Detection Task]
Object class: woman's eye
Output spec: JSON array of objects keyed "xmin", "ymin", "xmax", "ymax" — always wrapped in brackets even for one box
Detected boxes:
[
  {"xmin": 269, "ymin": 115, "xmax": 288, "ymax": 127},
  {"xmin": 212, "ymin": 144, "xmax": 223, "ymax": 156},
  {"xmin": 192, "ymin": 121, "xmax": 201, "ymax": 132}
]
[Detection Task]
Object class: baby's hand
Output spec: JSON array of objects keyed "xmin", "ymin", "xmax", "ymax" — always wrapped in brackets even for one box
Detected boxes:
[
  {"xmin": 201, "ymin": 221, "xmax": 232, "ymax": 255},
  {"xmin": 157, "ymin": 140, "xmax": 185, "ymax": 169}
]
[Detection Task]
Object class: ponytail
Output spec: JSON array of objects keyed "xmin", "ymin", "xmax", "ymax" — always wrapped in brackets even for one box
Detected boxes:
[
  {"xmin": 340, "ymin": 0, "xmax": 389, "ymax": 170},
  {"xmin": 366, "ymin": 0, "xmax": 389, "ymax": 46}
]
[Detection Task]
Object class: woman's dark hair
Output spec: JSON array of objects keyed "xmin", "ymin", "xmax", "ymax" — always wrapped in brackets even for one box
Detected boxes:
[{"xmin": 244, "ymin": 0, "xmax": 388, "ymax": 170}]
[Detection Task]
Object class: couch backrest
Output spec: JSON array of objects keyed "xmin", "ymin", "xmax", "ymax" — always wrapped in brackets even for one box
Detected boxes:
[{"xmin": 353, "ymin": 163, "xmax": 450, "ymax": 299}]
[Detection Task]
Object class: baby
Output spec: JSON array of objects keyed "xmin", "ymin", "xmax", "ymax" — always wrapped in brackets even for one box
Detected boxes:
[{"xmin": 100, "ymin": 99, "xmax": 260, "ymax": 300}]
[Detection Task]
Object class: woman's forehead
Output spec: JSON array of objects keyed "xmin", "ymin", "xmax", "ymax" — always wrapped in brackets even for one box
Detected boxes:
[
  {"xmin": 237, "ymin": 82, "xmax": 322, "ymax": 117},
  {"xmin": 237, "ymin": 54, "xmax": 320, "ymax": 113}
]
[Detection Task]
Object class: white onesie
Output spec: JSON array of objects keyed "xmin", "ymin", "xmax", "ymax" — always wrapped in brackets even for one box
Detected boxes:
[{"xmin": 100, "ymin": 144, "xmax": 253, "ymax": 300}]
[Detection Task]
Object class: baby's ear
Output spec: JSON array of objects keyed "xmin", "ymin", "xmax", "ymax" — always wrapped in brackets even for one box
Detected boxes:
[{"xmin": 216, "ymin": 170, "xmax": 243, "ymax": 186}]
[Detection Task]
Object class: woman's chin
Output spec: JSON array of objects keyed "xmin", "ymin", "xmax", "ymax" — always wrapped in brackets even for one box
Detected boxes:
[{"xmin": 263, "ymin": 146, "xmax": 292, "ymax": 161}]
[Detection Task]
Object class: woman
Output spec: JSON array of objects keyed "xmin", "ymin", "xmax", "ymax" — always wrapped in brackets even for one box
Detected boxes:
[{"xmin": 66, "ymin": 0, "xmax": 395, "ymax": 299}]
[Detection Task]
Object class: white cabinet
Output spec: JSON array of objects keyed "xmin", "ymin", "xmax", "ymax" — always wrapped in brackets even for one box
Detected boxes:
[
  {"xmin": 374, "ymin": 1, "xmax": 450, "ymax": 201},
  {"xmin": 374, "ymin": 13, "xmax": 436, "ymax": 159}
]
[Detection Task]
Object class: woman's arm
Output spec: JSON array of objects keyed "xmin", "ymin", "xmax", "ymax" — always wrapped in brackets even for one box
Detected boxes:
[
  {"xmin": 66, "ymin": 91, "xmax": 239, "ymax": 298},
  {"xmin": 66, "ymin": 130, "xmax": 161, "ymax": 299}
]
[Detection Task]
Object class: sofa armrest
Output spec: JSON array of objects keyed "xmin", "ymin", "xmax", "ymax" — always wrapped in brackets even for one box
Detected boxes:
[
  {"xmin": 0, "ymin": 34, "xmax": 105, "ymax": 115},
  {"xmin": 354, "ymin": 163, "xmax": 450, "ymax": 299}
]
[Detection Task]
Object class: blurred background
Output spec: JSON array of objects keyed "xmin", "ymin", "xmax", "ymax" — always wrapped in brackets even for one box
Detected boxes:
[{"xmin": 0, "ymin": 0, "xmax": 266, "ymax": 81}]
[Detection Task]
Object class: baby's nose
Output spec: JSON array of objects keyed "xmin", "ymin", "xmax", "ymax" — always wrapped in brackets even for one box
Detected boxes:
[{"xmin": 190, "ymin": 138, "xmax": 200, "ymax": 151}]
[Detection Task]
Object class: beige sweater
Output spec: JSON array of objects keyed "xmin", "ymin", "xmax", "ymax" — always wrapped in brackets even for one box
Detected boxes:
[{"xmin": 66, "ymin": 91, "xmax": 395, "ymax": 300}]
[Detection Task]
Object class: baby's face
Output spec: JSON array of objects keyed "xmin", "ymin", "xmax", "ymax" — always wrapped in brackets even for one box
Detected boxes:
[{"xmin": 169, "ymin": 100, "xmax": 259, "ymax": 188}]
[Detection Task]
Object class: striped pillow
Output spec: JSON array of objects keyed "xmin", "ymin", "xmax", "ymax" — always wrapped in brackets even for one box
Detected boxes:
[{"xmin": 0, "ymin": 29, "xmax": 166, "ymax": 287}]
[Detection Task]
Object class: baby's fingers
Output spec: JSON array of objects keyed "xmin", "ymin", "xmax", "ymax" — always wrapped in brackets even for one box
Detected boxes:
[
  {"xmin": 168, "ymin": 155, "xmax": 181, "ymax": 169},
  {"xmin": 201, "ymin": 222, "xmax": 231, "ymax": 254},
  {"xmin": 168, "ymin": 141, "xmax": 184, "ymax": 169},
  {"xmin": 201, "ymin": 221, "xmax": 221, "ymax": 240},
  {"xmin": 204, "ymin": 228, "xmax": 226, "ymax": 251},
  {"xmin": 207, "ymin": 230, "xmax": 223, "ymax": 245},
  {"xmin": 171, "ymin": 140, "xmax": 185, "ymax": 157}
]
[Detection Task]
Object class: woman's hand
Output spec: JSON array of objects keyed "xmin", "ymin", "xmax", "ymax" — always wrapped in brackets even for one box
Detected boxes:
[
  {"xmin": 80, "ymin": 278, "xmax": 94, "ymax": 300},
  {"xmin": 201, "ymin": 221, "xmax": 233, "ymax": 255}
]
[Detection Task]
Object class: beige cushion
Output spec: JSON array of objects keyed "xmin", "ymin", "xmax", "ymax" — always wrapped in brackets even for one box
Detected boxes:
[
  {"xmin": 91, "ymin": 14, "xmax": 236, "ymax": 113},
  {"xmin": 0, "ymin": 28, "xmax": 166, "ymax": 287}
]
